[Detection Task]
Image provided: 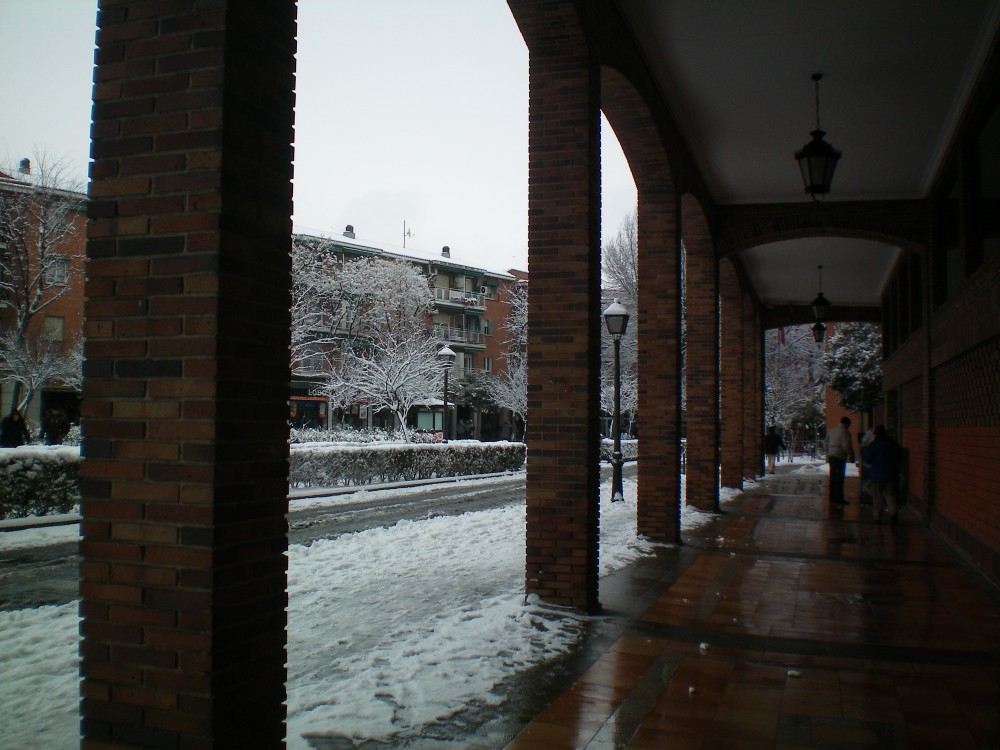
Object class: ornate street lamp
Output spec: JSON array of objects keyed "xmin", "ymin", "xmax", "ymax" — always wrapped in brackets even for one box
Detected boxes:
[
  {"xmin": 795, "ymin": 73, "xmax": 841, "ymax": 199},
  {"xmin": 811, "ymin": 264, "xmax": 831, "ymax": 321},
  {"xmin": 438, "ymin": 345, "xmax": 456, "ymax": 442},
  {"xmin": 812, "ymin": 321, "xmax": 827, "ymax": 345},
  {"xmin": 603, "ymin": 299, "xmax": 630, "ymax": 502}
]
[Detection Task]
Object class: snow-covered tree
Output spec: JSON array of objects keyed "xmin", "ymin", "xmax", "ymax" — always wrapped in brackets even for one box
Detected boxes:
[
  {"xmin": 330, "ymin": 324, "xmax": 446, "ymax": 439},
  {"xmin": 290, "ymin": 241, "xmax": 443, "ymax": 439},
  {"xmin": 0, "ymin": 154, "xmax": 85, "ymax": 411},
  {"xmin": 602, "ymin": 211, "xmax": 638, "ymax": 310},
  {"xmin": 824, "ymin": 322, "xmax": 883, "ymax": 413},
  {"xmin": 764, "ymin": 324, "xmax": 826, "ymax": 429},
  {"xmin": 0, "ymin": 331, "xmax": 82, "ymax": 415},
  {"xmin": 486, "ymin": 282, "xmax": 528, "ymax": 429}
]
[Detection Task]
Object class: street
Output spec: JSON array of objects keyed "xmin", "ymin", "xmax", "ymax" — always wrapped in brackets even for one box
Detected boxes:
[{"xmin": 0, "ymin": 474, "xmax": 527, "ymax": 611}]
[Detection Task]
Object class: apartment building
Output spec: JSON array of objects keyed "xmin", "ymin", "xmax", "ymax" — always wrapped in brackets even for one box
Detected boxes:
[
  {"xmin": 290, "ymin": 227, "xmax": 522, "ymax": 439},
  {"xmin": 0, "ymin": 164, "xmax": 86, "ymax": 426}
]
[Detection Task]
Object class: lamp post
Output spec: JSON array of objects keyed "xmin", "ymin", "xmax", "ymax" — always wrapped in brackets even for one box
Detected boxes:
[
  {"xmin": 438, "ymin": 345, "xmax": 456, "ymax": 442},
  {"xmin": 603, "ymin": 299, "xmax": 630, "ymax": 502},
  {"xmin": 810, "ymin": 265, "xmax": 830, "ymax": 345}
]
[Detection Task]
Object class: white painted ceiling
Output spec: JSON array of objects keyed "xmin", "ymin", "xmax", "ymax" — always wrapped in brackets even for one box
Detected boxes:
[{"xmin": 617, "ymin": 0, "xmax": 1000, "ymax": 311}]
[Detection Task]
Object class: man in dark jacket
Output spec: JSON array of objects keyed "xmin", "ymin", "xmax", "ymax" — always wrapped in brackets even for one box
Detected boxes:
[
  {"xmin": 0, "ymin": 409, "xmax": 31, "ymax": 447},
  {"xmin": 862, "ymin": 425, "xmax": 902, "ymax": 525},
  {"xmin": 763, "ymin": 425, "xmax": 785, "ymax": 474}
]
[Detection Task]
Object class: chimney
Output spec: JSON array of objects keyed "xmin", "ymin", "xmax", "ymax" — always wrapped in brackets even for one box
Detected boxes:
[
  {"xmin": 441, "ymin": 246, "xmax": 450, "ymax": 258},
  {"xmin": 343, "ymin": 225, "xmax": 355, "ymax": 239},
  {"xmin": 17, "ymin": 158, "xmax": 30, "ymax": 175}
]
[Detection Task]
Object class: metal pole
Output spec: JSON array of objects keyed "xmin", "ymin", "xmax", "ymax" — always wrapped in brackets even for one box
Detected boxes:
[
  {"xmin": 612, "ymin": 335, "xmax": 624, "ymax": 501},
  {"xmin": 442, "ymin": 369, "xmax": 449, "ymax": 443}
]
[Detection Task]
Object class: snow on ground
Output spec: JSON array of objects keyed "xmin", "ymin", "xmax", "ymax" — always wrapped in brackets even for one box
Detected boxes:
[
  {"xmin": 0, "ymin": 521, "xmax": 79, "ymax": 552},
  {"xmin": 0, "ymin": 465, "xmax": 786, "ymax": 749}
]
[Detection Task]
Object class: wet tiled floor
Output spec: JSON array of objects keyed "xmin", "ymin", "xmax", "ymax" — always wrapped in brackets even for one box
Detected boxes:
[{"xmin": 505, "ymin": 467, "xmax": 1000, "ymax": 749}]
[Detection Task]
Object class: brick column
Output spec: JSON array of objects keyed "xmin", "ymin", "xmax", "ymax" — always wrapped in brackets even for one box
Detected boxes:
[
  {"xmin": 682, "ymin": 196, "xmax": 720, "ymax": 511},
  {"xmin": 719, "ymin": 259, "xmax": 743, "ymax": 489},
  {"xmin": 82, "ymin": 2, "xmax": 295, "ymax": 747},
  {"xmin": 636, "ymin": 187, "xmax": 682, "ymax": 542},
  {"xmin": 512, "ymin": 2, "xmax": 602, "ymax": 612},
  {"xmin": 741, "ymin": 294, "xmax": 762, "ymax": 479},
  {"xmin": 599, "ymin": 65, "xmax": 682, "ymax": 545}
]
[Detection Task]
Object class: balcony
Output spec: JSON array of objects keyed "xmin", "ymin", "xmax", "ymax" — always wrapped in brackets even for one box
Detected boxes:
[
  {"xmin": 434, "ymin": 287, "xmax": 486, "ymax": 309},
  {"xmin": 433, "ymin": 324, "xmax": 485, "ymax": 348}
]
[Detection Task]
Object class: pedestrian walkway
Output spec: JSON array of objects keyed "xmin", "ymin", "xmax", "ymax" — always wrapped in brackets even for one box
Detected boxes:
[{"xmin": 505, "ymin": 466, "xmax": 1000, "ymax": 749}]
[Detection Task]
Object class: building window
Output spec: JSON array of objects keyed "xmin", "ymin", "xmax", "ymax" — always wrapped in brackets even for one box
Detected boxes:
[
  {"xmin": 483, "ymin": 319, "xmax": 493, "ymax": 336},
  {"xmin": 43, "ymin": 315, "xmax": 65, "ymax": 341},
  {"xmin": 483, "ymin": 356, "xmax": 492, "ymax": 372},
  {"xmin": 297, "ymin": 354, "xmax": 325, "ymax": 372},
  {"xmin": 45, "ymin": 257, "xmax": 70, "ymax": 286}
]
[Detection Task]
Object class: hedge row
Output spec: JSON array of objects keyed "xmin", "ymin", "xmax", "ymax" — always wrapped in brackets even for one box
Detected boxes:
[
  {"xmin": 1, "ymin": 441, "xmax": 532, "ymax": 517},
  {"xmin": 0, "ymin": 447, "xmax": 82, "ymax": 519},
  {"xmin": 289, "ymin": 440, "xmax": 527, "ymax": 488},
  {"xmin": 599, "ymin": 438, "xmax": 638, "ymax": 463}
]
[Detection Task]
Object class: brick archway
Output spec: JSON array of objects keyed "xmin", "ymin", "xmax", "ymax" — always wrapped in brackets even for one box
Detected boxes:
[
  {"xmin": 714, "ymin": 201, "xmax": 928, "ymax": 257},
  {"xmin": 601, "ymin": 65, "xmax": 684, "ymax": 543}
]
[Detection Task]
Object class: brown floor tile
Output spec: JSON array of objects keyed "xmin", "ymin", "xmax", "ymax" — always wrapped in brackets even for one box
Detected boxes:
[{"xmin": 504, "ymin": 471, "xmax": 1000, "ymax": 750}]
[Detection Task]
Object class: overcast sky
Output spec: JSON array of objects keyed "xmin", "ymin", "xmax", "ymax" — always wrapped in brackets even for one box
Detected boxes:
[{"xmin": 1, "ymin": 0, "xmax": 637, "ymax": 274}]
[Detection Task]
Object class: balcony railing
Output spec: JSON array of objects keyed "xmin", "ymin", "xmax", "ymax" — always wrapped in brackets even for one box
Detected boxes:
[
  {"xmin": 434, "ymin": 287, "xmax": 485, "ymax": 308},
  {"xmin": 433, "ymin": 324, "xmax": 484, "ymax": 345}
]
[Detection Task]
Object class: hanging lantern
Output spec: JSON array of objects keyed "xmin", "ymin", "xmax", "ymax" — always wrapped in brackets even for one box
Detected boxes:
[{"xmin": 795, "ymin": 73, "xmax": 841, "ymax": 199}]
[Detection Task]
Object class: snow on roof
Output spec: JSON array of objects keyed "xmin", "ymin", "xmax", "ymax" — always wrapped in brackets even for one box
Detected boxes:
[{"xmin": 294, "ymin": 231, "xmax": 518, "ymax": 280}]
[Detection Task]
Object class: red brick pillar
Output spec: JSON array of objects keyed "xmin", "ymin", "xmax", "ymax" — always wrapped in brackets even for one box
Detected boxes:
[
  {"xmin": 742, "ymin": 294, "xmax": 763, "ymax": 479},
  {"xmin": 719, "ymin": 259, "xmax": 743, "ymax": 489},
  {"xmin": 682, "ymin": 196, "xmax": 719, "ymax": 511},
  {"xmin": 599, "ymin": 65, "xmax": 682, "ymax": 545},
  {"xmin": 512, "ymin": 2, "xmax": 602, "ymax": 612},
  {"xmin": 81, "ymin": 3, "xmax": 295, "ymax": 747},
  {"xmin": 636, "ymin": 187, "xmax": 682, "ymax": 542}
]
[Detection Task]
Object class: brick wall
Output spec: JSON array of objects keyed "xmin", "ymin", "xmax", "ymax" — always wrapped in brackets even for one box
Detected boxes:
[
  {"xmin": 81, "ymin": 2, "xmax": 295, "ymax": 746},
  {"xmin": 933, "ymin": 336, "xmax": 1000, "ymax": 559},
  {"xmin": 741, "ymin": 295, "xmax": 762, "ymax": 478},
  {"xmin": 602, "ymin": 65, "xmax": 683, "ymax": 543},
  {"xmin": 512, "ymin": 0, "xmax": 603, "ymax": 612},
  {"xmin": 899, "ymin": 377, "xmax": 924, "ymax": 507},
  {"xmin": 719, "ymin": 259, "xmax": 743, "ymax": 488},
  {"xmin": 635, "ymin": 186, "xmax": 682, "ymax": 541},
  {"xmin": 682, "ymin": 195, "xmax": 719, "ymax": 511}
]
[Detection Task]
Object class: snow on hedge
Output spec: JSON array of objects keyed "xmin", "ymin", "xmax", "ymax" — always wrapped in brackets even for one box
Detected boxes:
[
  {"xmin": 289, "ymin": 440, "xmax": 526, "ymax": 487},
  {"xmin": 0, "ymin": 446, "xmax": 80, "ymax": 519}
]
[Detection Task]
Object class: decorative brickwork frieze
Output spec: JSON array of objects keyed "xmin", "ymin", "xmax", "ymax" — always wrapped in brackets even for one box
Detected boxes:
[
  {"xmin": 933, "ymin": 338, "xmax": 1000, "ymax": 550},
  {"xmin": 81, "ymin": 2, "xmax": 296, "ymax": 747}
]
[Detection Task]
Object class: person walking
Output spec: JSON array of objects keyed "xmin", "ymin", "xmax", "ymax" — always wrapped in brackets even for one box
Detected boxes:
[
  {"xmin": 824, "ymin": 416, "xmax": 855, "ymax": 504},
  {"xmin": 862, "ymin": 424, "xmax": 903, "ymax": 525},
  {"xmin": 763, "ymin": 425, "xmax": 785, "ymax": 474},
  {"xmin": 0, "ymin": 409, "xmax": 31, "ymax": 448},
  {"xmin": 39, "ymin": 408, "xmax": 70, "ymax": 445}
]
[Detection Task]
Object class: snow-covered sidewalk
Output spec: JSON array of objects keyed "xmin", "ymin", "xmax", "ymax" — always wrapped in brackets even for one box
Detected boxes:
[{"xmin": 0, "ymin": 468, "xmax": 771, "ymax": 748}]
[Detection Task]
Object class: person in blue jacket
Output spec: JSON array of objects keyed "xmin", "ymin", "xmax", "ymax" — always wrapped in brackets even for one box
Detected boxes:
[{"xmin": 861, "ymin": 424, "xmax": 903, "ymax": 525}]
